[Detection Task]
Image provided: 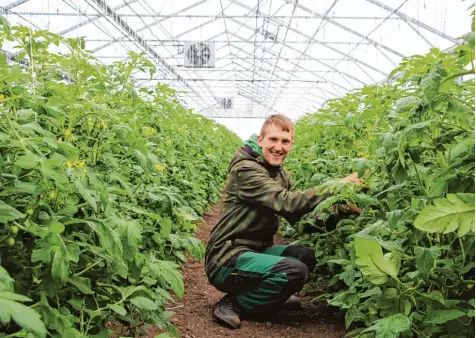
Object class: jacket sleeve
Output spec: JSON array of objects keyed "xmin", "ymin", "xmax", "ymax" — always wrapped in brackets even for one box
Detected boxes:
[{"xmin": 235, "ymin": 166, "xmax": 330, "ymax": 224}]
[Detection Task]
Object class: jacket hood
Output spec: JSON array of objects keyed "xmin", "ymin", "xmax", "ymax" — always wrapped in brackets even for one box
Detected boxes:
[
  {"xmin": 243, "ymin": 134, "xmax": 263, "ymax": 157},
  {"xmin": 228, "ymin": 135, "xmax": 283, "ymax": 175}
]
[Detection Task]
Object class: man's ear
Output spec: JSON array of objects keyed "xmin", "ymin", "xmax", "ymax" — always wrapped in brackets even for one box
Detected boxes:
[{"xmin": 257, "ymin": 134, "xmax": 263, "ymax": 147}]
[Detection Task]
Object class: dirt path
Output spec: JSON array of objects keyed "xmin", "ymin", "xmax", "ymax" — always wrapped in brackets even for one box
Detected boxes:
[{"xmin": 151, "ymin": 205, "xmax": 346, "ymax": 338}]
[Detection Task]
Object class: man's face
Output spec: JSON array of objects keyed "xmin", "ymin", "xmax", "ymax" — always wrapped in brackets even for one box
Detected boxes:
[{"xmin": 258, "ymin": 124, "xmax": 293, "ymax": 166}]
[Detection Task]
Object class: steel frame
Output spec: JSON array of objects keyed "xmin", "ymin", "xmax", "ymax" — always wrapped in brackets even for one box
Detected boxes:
[{"xmin": 1, "ymin": 0, "xmax": 466, "ymax": 119}]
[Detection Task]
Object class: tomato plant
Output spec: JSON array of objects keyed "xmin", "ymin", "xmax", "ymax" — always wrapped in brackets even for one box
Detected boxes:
[
  {"xmin": 0, "ymin": 17, "xmax": 241, "ymax": 337},
  {"xmin": 285, "ymin": 14, "xmax": 475, "ymax": 338}
]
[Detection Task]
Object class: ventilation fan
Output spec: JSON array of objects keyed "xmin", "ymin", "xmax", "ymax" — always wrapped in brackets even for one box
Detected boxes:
[
  {"xmin": 218, "ymin": 98, "xmax": 233, "ymax": 109},
  {"xmin": 184, "ymin": 42, "xmax": 215, "ymax": 68}
]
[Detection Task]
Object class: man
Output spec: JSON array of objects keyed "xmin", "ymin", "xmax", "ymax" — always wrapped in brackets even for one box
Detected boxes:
[{"xmin": 205, "ymin": 114, "xmax": 362, "ymax": 329}]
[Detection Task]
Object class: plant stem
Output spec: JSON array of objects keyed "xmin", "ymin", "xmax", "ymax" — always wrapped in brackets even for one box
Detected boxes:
[
  {"xmin": 459, "ymin": 237, "xmax": 466, "ymax": 264},
  {"xmin": 75, "ymin": 258, "xmax": 103, "ymax": 277},
  {"xmin": 440, "ymin": 69, "xmax": 475, "ymax": 86},
  {"xmin": 410, "ymin": 158, "xmax": 427, "ymax": 196}
]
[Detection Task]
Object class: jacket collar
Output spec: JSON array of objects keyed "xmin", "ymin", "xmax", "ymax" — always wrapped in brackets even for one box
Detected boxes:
[{"xmin": 243, "ymin": 146, "xmax": 283, "ymax": 178}]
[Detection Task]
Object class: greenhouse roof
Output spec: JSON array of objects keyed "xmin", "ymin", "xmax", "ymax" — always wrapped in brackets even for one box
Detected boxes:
[{"xmin": 0, "ymin": 0, "xmax": 473, "ymax": 122}]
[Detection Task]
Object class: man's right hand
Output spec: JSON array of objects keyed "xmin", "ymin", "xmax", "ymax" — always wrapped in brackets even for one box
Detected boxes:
[{"xmin": 340, "ymin": 172, "xmax": 364, "ymax": 186}]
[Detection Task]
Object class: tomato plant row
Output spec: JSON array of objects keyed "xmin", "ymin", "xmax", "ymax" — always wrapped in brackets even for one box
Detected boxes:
[
  {"xmin": 285, "ymin": 13, "xmax": 475, "ymax": 338},
  {"xmin": 0, "ymin": 17, "xmax": 241, "ymax": 337}
]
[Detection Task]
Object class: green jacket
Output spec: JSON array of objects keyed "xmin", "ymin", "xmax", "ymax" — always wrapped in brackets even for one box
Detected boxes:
[{"xmin": 205, "ymin": 145, "xmax": 330, "ymax": 282}]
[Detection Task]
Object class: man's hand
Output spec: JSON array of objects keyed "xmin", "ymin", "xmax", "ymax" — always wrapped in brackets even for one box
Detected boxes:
[{"xmin": 340, "ymin": 172, "xmax": 365, "ymax": 186}]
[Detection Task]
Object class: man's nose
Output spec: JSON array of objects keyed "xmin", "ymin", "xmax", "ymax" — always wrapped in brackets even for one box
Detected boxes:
[{"xmin": 274, "ymin": 143, "xmax": 283, "ymax": 151}]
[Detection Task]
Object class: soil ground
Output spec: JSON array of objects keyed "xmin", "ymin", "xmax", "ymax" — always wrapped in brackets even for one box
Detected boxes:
[{"xmin": 149, "ymin": 205, "xmax": 347, "ymax": 338}]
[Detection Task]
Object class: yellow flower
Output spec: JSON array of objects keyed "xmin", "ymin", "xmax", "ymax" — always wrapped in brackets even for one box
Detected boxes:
[
  {"xmin": 58, "ymin": 137, "xmax": 63, "ymax": 143},
  {"xmin": 49, "ymin": 191, "xmax": 56, "ymax": 199},
  {"xmin": 66, "ymin": 161, "xmax": 73, "ymax": 168},
  {"xmin": 0, "ymin": 94, "xmax": 5, "ymax": 101},
  {"xmin": 76, "ymin": 161, "xmax": 85, "ymax": 168},
  {"xmin": 64, "ymin": 129, "xmax": 72, "ymax": 136},
  {"xmin": 101, "ymin": 121, "xmax": 108, "ymax": 129},
  {"xmin": 155, "ymin": 163, "xmax": 167, "ymax": 172}
]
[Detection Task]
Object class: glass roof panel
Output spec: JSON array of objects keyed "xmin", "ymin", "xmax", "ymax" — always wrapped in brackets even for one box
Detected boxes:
[{"xmin": 1, "ymin": 0, "xmax": 472, "ymax": 122}]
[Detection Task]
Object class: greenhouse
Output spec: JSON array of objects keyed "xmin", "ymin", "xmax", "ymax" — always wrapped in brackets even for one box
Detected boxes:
[{"xmin": 0, "ymin": 0, "xmax": 474, "ymax": 337}]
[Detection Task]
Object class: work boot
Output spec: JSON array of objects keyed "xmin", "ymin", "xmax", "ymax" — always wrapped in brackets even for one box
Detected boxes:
[
  {"xmin": 213, "ymin": 294, "xmax": 243, "ymax": 329},
  {"xmin": 284, "ymin": 295, "xmax": 301, "ymax": 310}
]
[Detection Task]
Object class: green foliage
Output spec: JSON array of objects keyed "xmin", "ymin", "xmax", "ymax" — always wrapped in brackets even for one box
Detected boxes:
[
  {"xmin": 285, "ymin": 19, "xmax": 475, "ymax": 338},
  {"xmin": 0, "ymin": 18, "xmax": 241, "ymax": 337},
  {"xmin": 414, "ymin": 193, "xmax": 475, "ymax": 237},
  {"xmin": 354, "ymin": 237, "xmax": 400, "ymax": 285}
]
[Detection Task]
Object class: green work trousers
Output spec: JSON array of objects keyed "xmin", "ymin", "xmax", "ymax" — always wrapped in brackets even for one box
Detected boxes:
[{"xmin": 209, "ymin": 245, "xmax": 316, "ymax": 313}]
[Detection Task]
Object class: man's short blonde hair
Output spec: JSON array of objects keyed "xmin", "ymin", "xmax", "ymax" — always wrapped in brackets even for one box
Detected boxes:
[{"xmin": 260, "ymin": 114, "xmax": 295, "ymax": 139}]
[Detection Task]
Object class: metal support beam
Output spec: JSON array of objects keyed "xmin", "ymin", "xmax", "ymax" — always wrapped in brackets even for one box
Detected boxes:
[
  {"xmin": 231, "ymin": 58, "xmax": 327, "ymax": 112},
  {"xmin": 88, "ymin": 0, "xmax": 209, "ymax": 107},
  {"xmin": 230, "ymin": 0, "xmax": 395, "ymax": 76},
  {"xmin": 59, "ymin": 0, "xmax": 138, "ymax": 35},
  {"xmin": 283, "ymin": 0, "xmax": 404, "ymax": 58},
  {"xmin": 405, "ymin": 22, "xmax": 434, "ymax": 48},
  {"xmin": 1, "ymin": 0, "xmax": 29, "ymax": 12},
  {"xmin": 267, "ymin": 0, "xmax": 338, "ymax": 112},
  {"xmin": 230, "ymin": 50, "xmax": 332, "ymax": 100},
  {"xmin": 91, "ymin": 0, "xmax": 208, "ymax": 53},
  {"xmin": 365, "ymin": 0, "xmax": 459, "ymax": 44},
  {"xmin": 226, "ymin": 15, "xmax": 387, "ymax": 78},
  {"xmin": 8, "ymin": 12, "xmax": 406, "ymax": 19},
  {"xmin": 228, "ymin": 29, "xmax": 362, "ymax": 89}
]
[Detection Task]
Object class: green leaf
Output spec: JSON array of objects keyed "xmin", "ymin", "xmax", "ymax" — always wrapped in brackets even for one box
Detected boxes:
[
  {"xmin": 182, "ymin": 237, "xmax": 204, "ymax": 261},
  {"xmin": 76, "ymin": 219, "xmax": 127, "ymax": 277},
  {"xmin": 386, "ymin": 210, "xmax": 403, "ymax": 230},
  {"xmin": 15, "ymin": 152, "xmax": 41, "ymax": 169},
  {"xmin": 130, "ymin": 296, "xmax": 157, "ymax": 310},
  {"xmin": 465, "ymin": 32, "xmax": 475, "ymax": 48},
  {"xmin": 107, "ymin": 304, "xmax": 127, "ymax": 316},
  {"xmin": 115, "ymin": 216, "xmax": 142, "ymax": 260},
  {"xmin": 421, "ymin": 63, "xmax": 446, "ymax": 101},
  {"xmin": 31, "ymin": 234, "xmax": 70, "ymax": 283},
  {"xmin": 414, "ymin": 193, "xmax": 475, "ymax": 237},
  {"xmin": 361, "ymin": 287, "xmax": 382, "ymax": 298},
  {"xmin": 414, "ymin": 247, "xmax": 440, "ymax": 277},
  {"xmin": 13, "ymin": 180, "xmax": 37, "ymax": 194},
  {"xmin": 354, "ymin": 236, "xmax": 400, "ymax": 285},
  {"xmin": 0, "ymin": 201, "xmax": 25, "ymax": 223},
  {"xmin": 0, "ymin": 291, "xmax": 31, "ymax": 302},
  {"xmin": 450, "ymin": 138, "xmax": 474, "ymax": 161},
  {"xmin": 49, "ymin": 221, "xmax": 65, "ymax": 234},
  {"xmin": 427, "ymin": 290, "xmax": 445, "ymax": 305},
  {"xmin": 339, "ymin": 268, "xmax": 356, "ymax": 286},
  {"xmin": 160, "ymin": 217, "xmax": 172, "ymax": 236},
  {"xmin": 86, "ymin": 170, "xmax": 107, "ymax": 205},
  {"xmin": 345, "ymin": 306, "xmax": 367, "ymax": 329},
  {"xmin": 395, "ymin": 96, "xmax": 421, "ymax": 113},
  {"xmin": 424, "ymin": 309, "xmax": 466, "ymax": 324},
  {"xmin": 361, "ymin": 313, "xmax": 411, "ymax": 338},
  {"xmin": 51, "ymin": 246, "xmax": 69, "ymax": 282},
  {"xmin": 148, "ymin": 259, "xmax": 184, "ymax": 299},
  {"xmin": 0, "ymin": 16, "xmax": 12, "ymax": 38},
  {"xmin": 75, "ymin": 180, "xmax": 98, "ymax": 212},
  {"xmin": 0, "ymin": 267, "xmax": 14, "ymax": 292},
  {"xmin": 0, "ymin": 297, "xmax": 47, "ymax": 337},
  {"xmin": 68, "ymin": 276, "xmax": 94, "ymax": 295},
  {"xmin": 357, "ymin": 159, "xmax": 370, "ymax": 178}
]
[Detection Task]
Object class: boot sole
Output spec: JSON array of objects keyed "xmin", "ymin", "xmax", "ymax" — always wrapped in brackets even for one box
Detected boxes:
[{"xmin": 213, "ymin": 305, "xmax": 241, "ymax": 329}]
